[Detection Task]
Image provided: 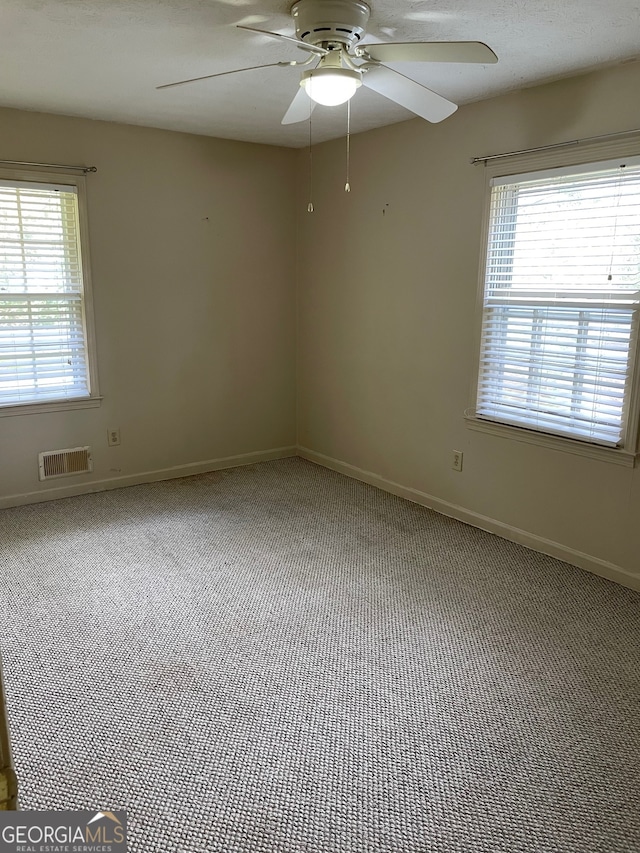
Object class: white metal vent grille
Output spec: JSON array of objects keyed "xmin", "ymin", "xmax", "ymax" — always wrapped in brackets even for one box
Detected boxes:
[{"xmin": 38, "ymin": 446, "xmax": 92, "ymax": 481}]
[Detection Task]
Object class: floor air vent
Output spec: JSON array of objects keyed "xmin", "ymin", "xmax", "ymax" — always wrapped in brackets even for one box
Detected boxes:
[{"xmin": 38, "ymin": 446, "xmax": 93, "ymax": 481}]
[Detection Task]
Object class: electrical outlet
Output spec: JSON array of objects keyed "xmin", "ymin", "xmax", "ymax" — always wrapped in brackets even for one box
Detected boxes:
[
  {"xmin": 452, "ymin": 450, "xmax": 463, "ymax": 471},
  {"xmin": 107, "ymin": 428, "xmax": 121, "ymax": 447}
]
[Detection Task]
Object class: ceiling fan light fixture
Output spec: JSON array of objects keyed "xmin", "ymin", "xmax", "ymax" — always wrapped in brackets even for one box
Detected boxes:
[{"xmin": 301, "ymin": 67, "xmax": 362, "ymax": 106}]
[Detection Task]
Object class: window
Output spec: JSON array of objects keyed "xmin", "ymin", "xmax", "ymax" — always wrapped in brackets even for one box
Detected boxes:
[
  {"xmin": 0, "ymin": 173, "xmax": 99, "ymax": 414},
  {"xmin": 474, "ymin": 156, "xmax": 640, "ymax": 455}
]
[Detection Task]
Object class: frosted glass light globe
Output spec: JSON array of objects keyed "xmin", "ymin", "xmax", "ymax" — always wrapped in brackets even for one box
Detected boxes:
[{"xmin": 301, "ymin": 68, "xmax": 362, "ymax": 106}]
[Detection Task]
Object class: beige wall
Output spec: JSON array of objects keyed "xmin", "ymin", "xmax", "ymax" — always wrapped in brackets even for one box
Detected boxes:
[
  {"xmin": 297, "ymin": 61, "xmax": 640, "ymax": 585},
  {"xmin": 0, "ymin": 108, "xmax": 297, "ymax": 503}
]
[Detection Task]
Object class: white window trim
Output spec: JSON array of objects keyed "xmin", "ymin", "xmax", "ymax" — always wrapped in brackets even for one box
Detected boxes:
[
  {"xmin": 467, "ymin": 137, "xmax": 640, "ymax": 467},
  {"xmin": 0, "ymin": 166, "xmax": 100, "ymax": 417},
  {"xmin": 465, "ymin": 416, "xmax": 637, "ymax": 467}
]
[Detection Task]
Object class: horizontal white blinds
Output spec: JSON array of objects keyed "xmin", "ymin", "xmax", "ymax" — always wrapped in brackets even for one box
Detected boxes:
[
  {"xmin": 477, "ymin": 160, "xmax": 640, "ymax": 446},
  {"xmin": 0, "ymin": 183, "xmax": 89, "ymax": 406}
]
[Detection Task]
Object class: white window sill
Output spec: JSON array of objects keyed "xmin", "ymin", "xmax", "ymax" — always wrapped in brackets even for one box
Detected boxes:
[
  {"xmin": 465, "ymin": 415, "xmax": 637, "ymax": 468},
  {"xmin": 0, "ymin": 396, "xmax": 103, "ymax": 418}
]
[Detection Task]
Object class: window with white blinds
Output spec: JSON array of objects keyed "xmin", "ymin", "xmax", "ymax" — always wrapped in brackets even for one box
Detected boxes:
[
  {"xmin": 0, "ymin": 178, "xmax": 95, "ymax": 409},
  {"xmin": 476, "ymin": 157, "xmax": 640, "ymax": 448}
]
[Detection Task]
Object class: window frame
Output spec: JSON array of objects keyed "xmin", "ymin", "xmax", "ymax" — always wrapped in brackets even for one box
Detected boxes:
[
  {"xmin": 467, "ymin": 139, "xmax": 640, "ymax": 468},
  {"xmin": 0, "ymin": 167, "xmax": 101, "ymax": 417}
]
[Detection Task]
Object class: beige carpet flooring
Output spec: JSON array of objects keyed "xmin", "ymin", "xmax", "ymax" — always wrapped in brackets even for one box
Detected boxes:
[{"xmin": 0, "ymin": 457, "xmax": 639, "ymax": 852}]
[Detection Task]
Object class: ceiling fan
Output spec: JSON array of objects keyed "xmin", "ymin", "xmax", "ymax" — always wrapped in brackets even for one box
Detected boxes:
[{"xmin": 158, "ymin": 0, "xmax": 498, "ymax": 125}]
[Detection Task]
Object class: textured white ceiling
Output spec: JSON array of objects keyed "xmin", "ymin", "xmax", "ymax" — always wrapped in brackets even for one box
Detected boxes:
[{"xmin": 0, "ymin": 0, "xmax": 639, "ymax": 148}]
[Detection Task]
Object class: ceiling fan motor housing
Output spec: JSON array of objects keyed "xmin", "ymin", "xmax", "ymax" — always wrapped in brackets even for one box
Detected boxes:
[{"xmin": 291, "ymin": 0, "xmax": 371, "ymax": 49}]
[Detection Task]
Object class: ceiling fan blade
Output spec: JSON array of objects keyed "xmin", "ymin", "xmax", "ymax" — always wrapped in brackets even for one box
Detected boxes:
[
  {"xmin": 281, "ymin": 87, "xmax": 317, "ymax": 125},
  {"xmin": 362, "ymin": 41, "xmax": 498, "ymax": 65},
  {"xmin": 157, "ymin": 62, "xmax": 284, "ymax": 90},
  {"xmin": 237, "ymin": 25, "xmax": 328, "ymax": 56},
  {"xmin": 362, "ymin": 65, "xmax": 457, "ymax": 123}
]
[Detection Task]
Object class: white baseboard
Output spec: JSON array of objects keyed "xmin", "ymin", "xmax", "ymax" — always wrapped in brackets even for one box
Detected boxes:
[
  {"xmin": 0, "ymin": 446, "xmax": 297, "ymax": 510},
  {"xmin": 297, "ymin": 446, "xmax": 640, "ymax": 593}
]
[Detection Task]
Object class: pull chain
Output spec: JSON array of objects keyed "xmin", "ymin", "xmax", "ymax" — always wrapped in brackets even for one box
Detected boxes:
[
  {"xmin": 607, "ymin": 166, "xmax": 625, "ymax": 280},
  {"xmin": 307, "ymin": 108, "xmax": 314, "ymax": 213},
  {"xmin": 345, "ymin": 99, "xmax": 351, "ymax": 193}
]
